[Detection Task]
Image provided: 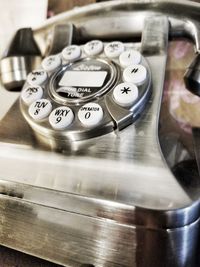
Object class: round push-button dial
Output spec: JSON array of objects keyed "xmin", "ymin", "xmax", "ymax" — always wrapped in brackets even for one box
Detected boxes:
[
  {"xmin": 62, "ymin": 45, "xmax": 81, "ymax": 61},
  {"xmin": 49, "ymin": 106, "xmax": 74, "ymax": 130},
  {"xmin": 104, "ymin": 41, "xmax": 124, "ymax": 58},
  {"xmin": 113, "ymin": 82, "xmax": 139, "ymax": 107},
  {"xmin": 21, "ymin": 85, "xmax": 43, "ymax": 105},
  {"xmin": 27, "ymin": 69, "xmax": 47, "ymax": 86},
  {"xmin": 29, "ymin": 99, "xmax": 52, "ymax": 120},
  {"xmin": 78, "ymin": 103, "xmax": 103, "ymax": 127},
  {"xmin": 42, "ymin": 55, "xmax": 61, "ymax": 72},
  {"xmin": 84, "ymin": 40, "xmax": 103, "ymax": 56},
  {"xmin": 119, "ymin": 50, "xmax": 141, "ymax": 67},
  {"xmin": 123, "ymin": 64, "xmax": 147, "ymax": 85}
]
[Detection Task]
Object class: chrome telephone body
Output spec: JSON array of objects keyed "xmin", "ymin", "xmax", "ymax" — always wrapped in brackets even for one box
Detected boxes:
[{"xmin": 0, "ymin": 1, "xmax": 199, "ymax": 267}]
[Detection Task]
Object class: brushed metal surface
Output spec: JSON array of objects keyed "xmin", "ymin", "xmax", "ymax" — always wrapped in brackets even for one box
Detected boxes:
[
  {"xmin": 0, "ymin": 194, "xmax": 198, "ymax": 267},
  {"xmin": 0, "ymin": 1, "xmax": 199, "ymax": 266}
]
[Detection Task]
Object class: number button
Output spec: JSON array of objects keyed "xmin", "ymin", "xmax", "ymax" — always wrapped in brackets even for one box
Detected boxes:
[
  {"xmin": 21, "ymin": 85, "xmax": 43, "ymax": 105},
  {"xmin": 113, "ymin": 82, "xmax": 139, "ymax": 107},
  {"xmin": 104, "ymin": 41, "xmax": 124, "ymax": 58},
  {"xmin": 78, "ymin": 103, "xmax": 103, "ymax": 127},
  {"xmin": 84, "ymin": 40, "xmax": 103, "ymax": 56},
  {"xmin": 119, "ymin": 50, "xmax": 141, "ymax": 67},
  {"xmin": 49, "ymin": 106, "xmax": 74, "ymax": 129},
  {"xmin": 42, "ymin": 55, "xmax": 61, "ymax": 72},
  {"xmin": 28, "ymin": 99, "xmax": 52, "ymax": 120},
  {"xmin": 27, "ymin": 69, "xmax": 47, "ymax": 86},
  {"xmin": 62, "ymin": 45, "xmax": 81, "ymax": 61},
  {"xmin": 123, "ymin": 64, "xmax": 147, "ymax": 85}
]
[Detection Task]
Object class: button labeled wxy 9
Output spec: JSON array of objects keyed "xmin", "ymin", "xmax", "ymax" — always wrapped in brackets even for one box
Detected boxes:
[{"xmin": 49, "ymin": 106, "xmax": 74, "ymax": 129}]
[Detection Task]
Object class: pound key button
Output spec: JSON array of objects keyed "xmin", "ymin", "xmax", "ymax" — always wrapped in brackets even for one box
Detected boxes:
[
  {"xmin": 21, "ymin": 85, "xmax": 43, "ymax": 105},
  {"xmin": 104, "ymin": 41, "xmax": 124, "ymax": 58},
  {"xmin": 29, "ymin": 99, "xmax": 52, "ymax": 120},
  {"xmin": 113, "ymin": 82, "xmax": 139, "ymax": 107},
  {"xmin": 123, "ymin": 64, "xmax": 147, "ymax": 85},
  {"xmin": 42, "ymin": 55, "xmax": 61, "ymax": 72},
  {"xmin": 62, "ymin": 45, "xmax": 81, "ymax": 61},
  {"xmin": 84, "ymin": 40, "xmax": 103, "ymax": 56},
  {"xmin": 78, "ymin": 103, "xmax": 103, "ymax": 127},
  {"xmin": 49, "ymin": 106, "xmax": 74, "ymax": 130},
  {"xmin": 27, "ymin": 69, "xmax": 47, "ymax": 86}
]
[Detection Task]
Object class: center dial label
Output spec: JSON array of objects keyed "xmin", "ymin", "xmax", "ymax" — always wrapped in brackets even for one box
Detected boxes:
[{"xmin": 51, "ymin": 58, "xmax": 116, "ymax": 103}]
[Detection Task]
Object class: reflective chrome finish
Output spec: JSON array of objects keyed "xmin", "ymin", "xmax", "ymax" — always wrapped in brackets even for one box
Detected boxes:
[
  {"xmin": 0, "ymin": 1, "xmax": 199, "ymax": 267},
  {"xmin": 0, "ymin": 56, "xmax": 41, "ymax": 90},
  {"xmin": 33, "ymin": 1, "xmax": 200, "ymax": 54}
]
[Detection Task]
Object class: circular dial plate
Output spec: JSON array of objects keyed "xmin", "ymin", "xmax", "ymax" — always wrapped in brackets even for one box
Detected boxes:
[{"xmin": 20, "ymin": 42, "xmax": 151, "ymax": 141}]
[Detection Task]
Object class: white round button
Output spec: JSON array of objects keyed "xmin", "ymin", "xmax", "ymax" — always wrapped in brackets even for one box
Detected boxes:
[
  {"xmin": 119, "ymin": 50, "xmax": 141, "ymax": 67},
  {"xmin": 21, "ymin": 85, "xmax": 43, "ymax": 105},
  {"xmin": 113, "ymin": 82, "xmax": 138, "ymax": 107},
  {"xmin": 49, "ymin": 106, "xmax": 74, "ymax": 130},
  {"xmin": 84, "ymin": 40, "xmax": 103, "ymax": 56},
  {"xmin": 29, "ymin": 99, "xmax": 52, "ymax": 120},
  {"xmin": 78, "ymin": 103, "xmax": 103, "ymax": 127},
  {"xmin": 27, "ymin": 69, "xmax": 47, "ymax": 86},
  {"xmin": 123, "ymin": 64, "xmax": 147, "ymax": 85},
  {"xmin": 104, "ymin": 41, "xmax": 124, "ymax": 58},
  {"xmin": 42, "ymin": 55, "xmax": 61, "ymax": 72},
  {"xmin": 62, "ymin": 45, "xmax": 81, "ymax": 61}
]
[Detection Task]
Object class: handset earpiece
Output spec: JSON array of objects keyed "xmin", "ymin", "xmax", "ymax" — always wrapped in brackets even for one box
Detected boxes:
[
  {"xmin": 0, "ymin": 28, "xmax": 42, "ymax": 91},
  {"xmin": 0, "ymin": 23, "xmax": 78, "ymax": 91},
  {"xmin": 184, "ymin": 53, "xmax": 200, "ymax": 96}
]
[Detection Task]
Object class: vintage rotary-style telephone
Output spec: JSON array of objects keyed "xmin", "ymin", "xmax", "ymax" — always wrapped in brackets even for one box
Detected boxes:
[{"xmin": 0, "ymin": 1, "xmax": 200, "ymax": 267}]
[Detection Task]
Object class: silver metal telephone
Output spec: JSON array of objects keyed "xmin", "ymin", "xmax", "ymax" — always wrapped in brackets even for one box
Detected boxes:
[{"xmin": 0, "ymin": 1, "xmax": 200, "ymax": 267}]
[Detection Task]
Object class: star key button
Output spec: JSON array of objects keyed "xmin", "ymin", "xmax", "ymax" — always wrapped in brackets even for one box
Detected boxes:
[
  {"xmin": 121, "ymin": 86, "xmax": 131, "ymax": 94},
  {"xmin": 113, "ymin": 82, "xmax": 139, "ymax": 107}
]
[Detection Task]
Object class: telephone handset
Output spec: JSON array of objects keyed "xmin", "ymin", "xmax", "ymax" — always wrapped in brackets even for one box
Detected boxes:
[{"xmin": 0, "ymin": 1, "xmax": 200, "ymax": 267}]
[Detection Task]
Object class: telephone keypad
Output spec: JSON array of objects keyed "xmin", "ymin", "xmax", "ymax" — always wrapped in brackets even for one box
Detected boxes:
[
  {"xmin": 119, "ymin": 50, "xmax": 142, "ymax": 67},
  {"xmin": 27, "ymin": 69, "xmax": 48, "ymax": 86},
  {"xmin": 21, "ymin": 40, "xmax": 151, "ymax": 141},
  {"xmin": 42, "ymin": 55, "xmax": 62, "ymax": 72},
  {"xmin": 104, "ymin": 41, "xmax": 124, "ymax": 58},
  {"xmin": 113, "ymin": 82, "xmax": 139, "ymax": 107},
  {"xmin": 123, "ymin": 64, "xmax": 147, "ymax": 85},
  {"xmin": 49, "ymin": 106, "xmax": 74, "ymax": 129},
  {"xmin": 21, "ymin": 85, "xmax": 43, "ymax": 105},
  {"xmin": 84, "ymin": 40, "xmax": 104, "ymax": 56},
  {"xmin": 61, "ymin": 45, "xmax": 81, "ymax": 61},
  {"xmin": 78, "ymin": 102, "xmax": 104, "ymax": 127},
  {"xmin": 28, "ymin": 99, "xmax": 52, "ymax": 120}
]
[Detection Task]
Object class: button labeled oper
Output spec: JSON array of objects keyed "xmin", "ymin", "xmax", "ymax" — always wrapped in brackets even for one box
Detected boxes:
[
  {"xmin": 84, "ymin": 40, "xmax": 104, "ymax": 56},
  {"xmin": 29, "ymin": 99, "xmax": 52, "ymax": 120},
  {"xmin": 27, "ymin": 69, "xmax": 47, "ymax": 86},
  {"xmin": 62, "ymin": 45, "xmax": 81, "ymax": 61},
  {"xmin": 113, "ymin": 82, "xmax": 139, "ymax": 107},
  {"xmin": 42, "ymin": 55, "xmax": 61, "ymax": 72},
  {"xmin": 49, "ymin": 106, "xmax": 74, "ymax": 130},
  {"xmin": 78, "ymin": 102, "xmax": 103, "ymax": 127},
  {"xmin": 123, "ymin": 64, "xmax": 147, "ymax": 85},
  {"xmin": 104, "ymin": 41, "xmax": 124, "ymax": 58},
  {"xmin": 21, "ymin": 85, "xmax": 43, "ymax": 105}
]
